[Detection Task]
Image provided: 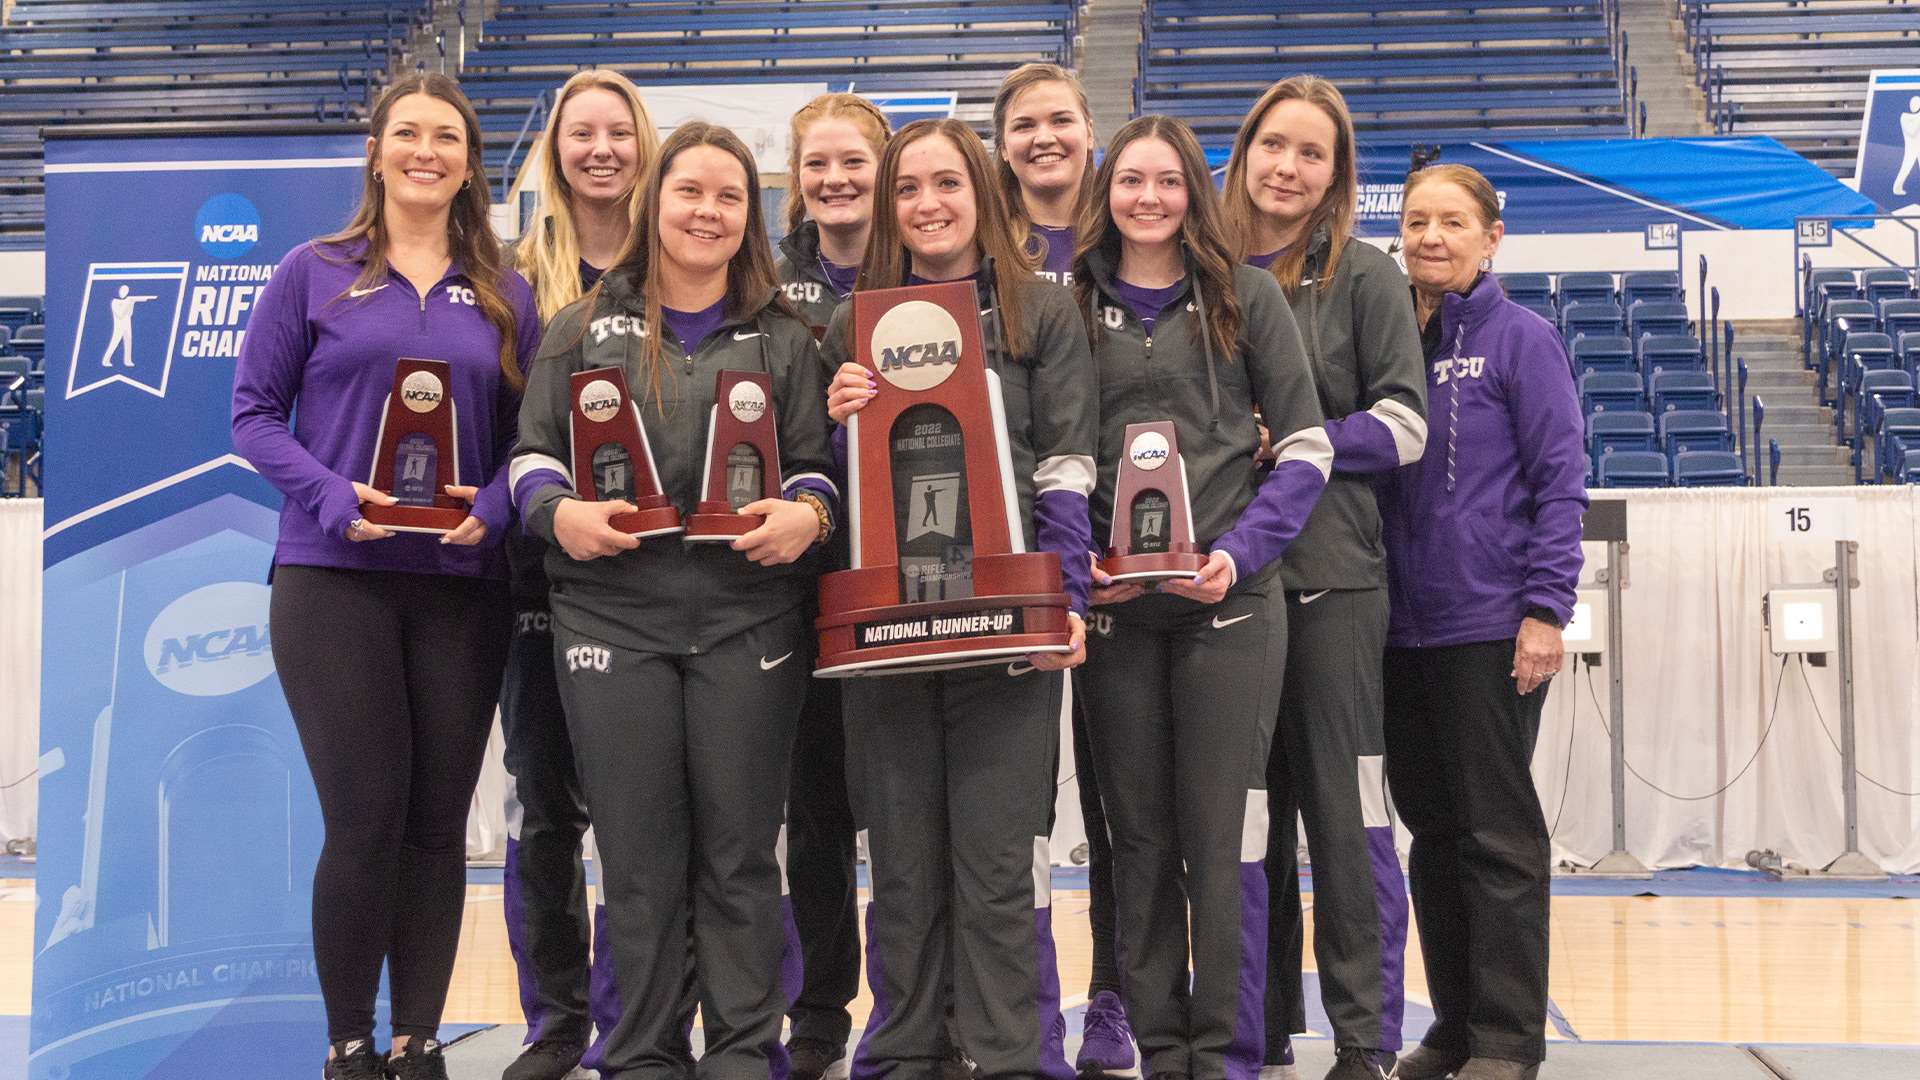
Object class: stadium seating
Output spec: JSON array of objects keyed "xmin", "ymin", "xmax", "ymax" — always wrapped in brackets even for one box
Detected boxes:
[
  {"xmin": 1621, "ymin": 270, "xmax": 1683, "ymax": 308},
  {"xmin": 0, "ymin": 0, "xmax": 425, "ymax": 247},
  {"xmin": 1684, "ymin": 0, "xmax": 1920, "ymax": 175},
  {"xmin": 1564, "ymin": 300, "xmax": 1625, "ymax": 344},
  {"xmin": 9, "ymin": 324, "xmax": 44, "ymax": 367},
  {"xmin": 1582, "ymin": 371, "xmax": 1645, "ymax": 415},
  {"xmin": 1558, "ymin": 271, "xmax": 1618, "ymax": 309},
  {"xmin": 1652, "ymin": 370, "xmax": 1718, "ymax": 414},
  {"xmin": 1661, "ymin": 409, "xmax": 1733, "ymax": 456},
  {"xmin": 1572, "ymin": 334, "xmax": 1636, "ymax": 376},
  {"xmin": 1877, "ymin": 407, "xmax": 1920, "ymax": 482},
  {"xmin": 1672, "ymin": 450, "xmax": 1746, "ymax": 486},
  {"xmin": 462, "ymin": 0, "xmax": 1076, "ymax": 187},
  {"xmin": 1640, "ymin": 334, "xmax": 1706, "ymax": 376},
  {"xmin": 1599, "ymin": 450, "xmax": 1671, "ymax": 488},
  {"xmin": 1588, "ymin": 410, "xmax": 1656, "ymax": 474},
  {"xmin": 1135, "ymin": 0, "xmax": 1629, "ymax": 152}
]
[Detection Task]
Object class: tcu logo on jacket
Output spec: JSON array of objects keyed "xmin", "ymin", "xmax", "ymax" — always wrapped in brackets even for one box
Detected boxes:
[
  {"xmin": 782, "ymin": 281, "xmax": 824, "ymax": 304},
  {"xmin": 1101, "ymin": 305, "xmax": 1125, "ymax": 329},
  {"xmin": 565, "ymin": 644, "xmax": 611, "ymax": 673},
  {"xmin": 1433, "ymin": 355, "xmax": 1486, "ymax": 384},
  {"xmin": 589, "ymin": 314, "xmax": 649, "ymax": 344}
]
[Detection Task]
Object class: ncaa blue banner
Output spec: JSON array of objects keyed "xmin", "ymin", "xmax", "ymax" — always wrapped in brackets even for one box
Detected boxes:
[
  {"xmin": 33, "ymin": 128, "xmax": 363, "ymax": 1079},
  {"xmin": 1855, "ymin": 70, "xmax": 1920, "ymax": 213}
]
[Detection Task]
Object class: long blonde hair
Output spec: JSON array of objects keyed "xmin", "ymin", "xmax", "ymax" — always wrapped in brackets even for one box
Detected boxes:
[
  {"xmin": 318, "ymin": 74, "xmax": 524, "ymax": 388},
  {"xmin": 992, "ymin": 63, "xmax": 1097, "ymax": 244},
  {"xmin": 596, "ymin": 122, "xmax": 792, "ymax": 410},
  {"xmin": 860, "ymin": 119, "xmax": 1037, "ymax": 361},
  {"xmin": 1073, "ymin": 116, "xmax": 1242, "ymax": 364},
  {"xmin": 518, "ymin": 70, "xmax": 659, "ymax": 322},
  {"xmin": 781, "ymin": 92, "xmax": 892, "ymax": 234},
  {"xmin": 1221, "ymin": 75, "xmax": 1360, "ymax": 299}
]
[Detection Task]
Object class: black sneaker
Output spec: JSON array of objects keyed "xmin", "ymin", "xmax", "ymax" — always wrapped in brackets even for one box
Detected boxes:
[
  {"xmin": 322, "ymin": 1039, "xmax": 385, "ymax": 1080},
  {"xmin": 1325, "ymin": 1047, "xmax": 1389, "ymax": 1080},
  {"xmin": 1390, "ymin": 1044, "xmax": 1469, "ymax": 1080},
  {"xmin": 787, "ymin": 1035, "xmax": 849, "ymax": 1080},
  {"xmin": 387, "ymin": 1038, "xmax": 450, "ymax": 1080},
  {"xmin": 504, "ymin": 1037, "xmax": 588, "ymax": 1080}
]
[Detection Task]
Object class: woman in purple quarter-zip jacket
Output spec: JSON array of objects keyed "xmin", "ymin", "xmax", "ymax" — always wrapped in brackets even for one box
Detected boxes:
[
  {"xmin": 1378, "ymin": 164, "xmax": 1587, "ymax": 1080},
  {"xmin": 231, "ymin": 74, "xmax": 538, "ymax": 1080}
]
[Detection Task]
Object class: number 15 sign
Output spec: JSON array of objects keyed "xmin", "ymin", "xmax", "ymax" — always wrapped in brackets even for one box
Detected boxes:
[{"xmin": 1768, "ymin": 497, "xmax": 1856, "ymax": 542}]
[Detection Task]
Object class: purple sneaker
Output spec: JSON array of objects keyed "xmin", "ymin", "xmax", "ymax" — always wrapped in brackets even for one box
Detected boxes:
[{"xmin": 1075, "ymin": 991, "xmax": 1140, "ymax": 1078}]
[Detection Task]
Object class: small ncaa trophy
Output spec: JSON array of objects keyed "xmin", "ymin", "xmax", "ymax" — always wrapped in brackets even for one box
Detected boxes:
[
  {"xmin": 568, "ymin": 366, "xmax": 684, "ymax": 538},
  {"xmin": 362, "ymin": 357, "xmax": 468, "ymax": 533},
  {"xmin": 1099, "ymin": 420, "xmax": 1208, "ymax": 581},
  {"xmin": 686, "ymin": 370, "xmax": 783, "ymax": 542},
  {"xmin": 813, "ymin": 280, "xmax": 1073, "ymax": 676}
]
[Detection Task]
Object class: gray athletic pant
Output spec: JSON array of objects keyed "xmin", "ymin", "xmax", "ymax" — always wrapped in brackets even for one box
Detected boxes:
[
  {"xmin": 553, "ymin": 608, "xmax": 809, "ymax": 1080},
  {"xmin": 1077, "ymin": 584, "xmax": 1285, "ymax": 1080},
  {"xmin": 1264, "ymin": 588, "xmax": 1409, "ymax": 1059},
  {"xmin": 843, "ymin": 665, "xmax": 1074, "ymax": 1080}
]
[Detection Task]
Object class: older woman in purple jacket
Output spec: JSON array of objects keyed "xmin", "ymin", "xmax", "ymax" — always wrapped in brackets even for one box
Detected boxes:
[{"xmin": 1378, "ymin": 164, "xmax": 1587, "ymax": 1080}]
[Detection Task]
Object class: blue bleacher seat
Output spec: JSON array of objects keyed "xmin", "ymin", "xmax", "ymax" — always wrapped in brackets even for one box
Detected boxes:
[
  {"xmin": 9, "ymin": 324, "xmax": 44, "ymax": 364},
  {"xmin": 1862, "ymin": 268, "xmax": 1913, "ymax": 310},
  {"xmin": 1627, "ymin": 299, "xmax": 1690, "ymax": 342},
  {"xmin": 1845, "ymin": 331, "xmax": 1897, "ymax": 376},
  {"xmin": 1673, "ymin": 451, "xmax": 1746, "ymax": 487},
  {"xmin": 1621, "ymin": 270, "xmax": 1683, "ymax": 308},
  {"xmin": 1883, "ymin": 408, "xmax": 1920, "ymax": 481},
  {"xmin": 1557, "ymin": 272, "xmax": 1616, "ymax": 309},
  {"xmin": 0, "ymin": 306, "xmax": 32, "ymax": 334},
  {"xmin": 0, "ymin": 325, "xmax": 11, "ymax": 355},
  {"xmin": 1882, "ymin": 298, "xmax": 1920, "ymax": 343},
  {"xmin": 1660, "ymin": 410, "xmax": 1733, "ymax": 456},
  {"xmin": 0, "ymin": 357, "xmax": 28, "ymax": 407},
  {"xmin": 1652, "ymin": 370, "xmax": 1718, "ymax": 414},
  {"xmin": 1581, "ymin": 371, "xmax": 1644, "ymax": 415},
  {"xmin": 1599, "ymin": 450, "xmax": 1670, "ymax": 488},
  {"xmin": 1572, "ymin": 334, "xmax": 1635, "ymax": 376},
  {"xmin": 1857, "ymin": 369, "xmax": 1916, "ymax": 437},
  {"xmin": 1563, "ymin": 300, "xmax": 1624, "ymax": 344},
  {"xmin": 1587, "ymin": 410, "xmax": 1656, "ymax": 473},
  {"xmin": 1519, "ymin": 299, "xmax": 1557, "ymax": 323},
  {"xmin": 1805, "ymin": 268, "xmax": 1855, "ymax": 313},
  {"xmin": 1503, "ymin": 273, "xmax": 1554, "ymax": 307},
  {"xmin": 1898, "ymin": 331, "xmax": 1920, "ymax": 377},
  {"xmin": 1639, "ymin": 334, "xmax": 1706, "ymax": 375},
  {"xmin": 1903, "ymin": 449, "xmax": 1920, "ymax": 485}
]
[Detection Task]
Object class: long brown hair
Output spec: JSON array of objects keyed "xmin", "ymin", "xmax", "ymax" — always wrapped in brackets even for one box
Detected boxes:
[
  {"xmin": 318, "ymin": 73, "xmax": 523, "ymax": 388},
  {"xmin": 1221, "ymin": 75, "xmax": 1360, "ymax": 300},
  {"xmin": 859, "ymin": 119, "xmax": 1036, "ymax": 360},
  {"xmin": 782, "ymin": 92, "xmax": 892, "ymax": 234},
  {"xmin": 992, "ymin": 63, "xmax": 1097, "ymax": 246},
  {"xmin": 519, "ymin": 69, "xmax": 659, "ymax": 322},
  {"xmin": 597, "ymin": 121, "xmax": 792, "ymax": 410},
  {"xmin": 1073, "ymin": 115, "xmax": 1242, "ymax": 363}
]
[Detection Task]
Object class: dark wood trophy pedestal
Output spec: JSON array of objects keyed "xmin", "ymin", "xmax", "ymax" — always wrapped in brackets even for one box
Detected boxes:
[
  {"xmin": 1099, "ymin": 420, "xmax": 1208, "ymax": 582},
  {"xmin": 814, "ymin": 281, "xmax": 1072, "ymax": 677},
  {"xmin": 362, "ymin": 357, "xmax": 468, "ymax": 534},
  {"xmin": 686, "ymin": 370, "xmax": 782, "ymax": 543},
  {"xmin": 569, "ymin": 366, "xmax": 683, "ymax": 539}
]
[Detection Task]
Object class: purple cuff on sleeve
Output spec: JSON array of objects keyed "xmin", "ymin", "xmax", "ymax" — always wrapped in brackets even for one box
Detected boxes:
[
  {"xmin": 829, "ymin": 424, "xmax": 850, "ymax": 488},
  {"xmin": 318, "ymin": 482, "xmax": 364, "ymax": 541},
  {"xmin": 514, "ymin": 468, "xmax": 570, "ymax": 521},
  {"xmin": 1035, "ymin": 488, "xmax": 1092, "ymax": 614},
  {"xmin": 1210, "ymin": 458, "xmax": 1327, "ymax": 580},
  {"xmin": 473, "ymin": 470, "xmax": 512, "ymax": 541},
  {"xmin": 1325, "ymin": 412, "xmax": 1401, "ymax": 474}
]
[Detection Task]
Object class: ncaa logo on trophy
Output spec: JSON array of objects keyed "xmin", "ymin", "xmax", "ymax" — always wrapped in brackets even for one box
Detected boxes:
[
  {"xmin": 65, "ymin": 262, "xmax": 191, "ymax": 400},
  {"xmin": 872, "ymin": 300, "xmax": 962, "ymax": 391}
]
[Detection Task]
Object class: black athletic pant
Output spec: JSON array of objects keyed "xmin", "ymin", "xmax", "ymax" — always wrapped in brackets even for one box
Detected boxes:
[
  {"xmin": 1382, "ymin": 640, "xmax": 1549, "ymax": 1067},
  {"xmin": 1078, "ymin": 585, "xmax": 1283, "ymax": 1080},
  {"xmin": 1068, "ymin": 691, "xmax": 1123, "ymax": 998},
  {"xmin": 269, "ymin": 565, "xmax": 512, "ymax": 1045},
  {"xmin": 844, "ymin": 665, "xmax": 1073, "ymax": 1080},
  {"xmin": 499, "ymin": 606, "xmax": 603, "ymax": 1048},
  {"xmin": 1265, "ymin": 588, "xmax": 1408, "ymax": 1058},
  {"xmin": 786, "ymin": 672, "xmax": 860, "ymax": 1050},
  {"xmin": 553, "ymin": 609, "xmax": 808, "ymax": 1080}
]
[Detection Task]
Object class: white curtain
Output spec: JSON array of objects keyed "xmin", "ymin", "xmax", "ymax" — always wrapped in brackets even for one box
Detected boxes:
[
  {"xmin": 0, "ymin": 499, "xmax": 42, "ymax": 843},
  {"xmin": 7, "ymin": 490, "xmax": 1919, "ymax": 870}
]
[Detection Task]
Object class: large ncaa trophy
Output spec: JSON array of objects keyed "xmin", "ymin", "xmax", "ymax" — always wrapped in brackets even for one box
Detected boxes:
[
  {"xmin": 1099, "ymin": 420, "xmax": 1208, "ymax": 581},
  {"xmin": 362, "ymin": 357, "xmax": 467, "ymax": 533},
  {"xmin": 568, "ymin": 366, "xmax": 684, "ymax": 538},
  {"xmin": 686, "ymin": 370, "xmax": 783, "ymax": 542},
  {"xmin": 814, "ymin": 280, "xmax": 1073, "ymax": 676}
]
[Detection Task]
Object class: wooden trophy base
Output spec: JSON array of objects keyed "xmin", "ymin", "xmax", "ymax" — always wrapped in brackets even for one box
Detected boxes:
[
  {"xmin": 685, "ymin": 500, "xmax": 766, "ymax": 543},
  {"xmin": 609, "ymin": 494, "xmax": 684, "ymax": 539},
  {"xmin": 361, "ymin": 499, "xmax": 467, "ymax": 535},
  {"xmin": 1100, "ymin": 547, "xmax": 1210, "ymax": 583},
  {"xmin": 814, "ymin": 552, "xmax": 1073, "ymax": 677}
]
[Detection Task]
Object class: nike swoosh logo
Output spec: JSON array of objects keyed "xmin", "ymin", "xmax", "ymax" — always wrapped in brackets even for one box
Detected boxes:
[
  {"xmin": 1298, "ymin": 589, "xmax": 1332, "ymax": 605},
  {"xmin": 733, "ymin": 330, "xmax": 764, "ymax": 341},
  {"xmin": 759, "ymin": 651, "xmax": 793, "ymax": 670},
  {"xmin": 348, "ymin": 284, "xmax": 388, "ymax": 298},
  {"xmin": 1211, "ymin": 613, "xmax": 1255, "ymax": 630},
  {"xmin": 979, "ymin": 308, "xmax": 994, "ymax": 317},
  {"xmin": 1006, "ymin": 661, "xmax": 1036, "ymax": 676}
]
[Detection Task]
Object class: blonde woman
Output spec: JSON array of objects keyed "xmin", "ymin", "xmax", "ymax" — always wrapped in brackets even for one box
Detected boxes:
[{"xmin": 501, "ymin": 68, "xmax": 657, "ymax": 1080}]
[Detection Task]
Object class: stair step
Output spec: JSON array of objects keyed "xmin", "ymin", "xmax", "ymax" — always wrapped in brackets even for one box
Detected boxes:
[{"xmin": 1774, "ymin": 464, "xmax": 1860, "ymax": 485}]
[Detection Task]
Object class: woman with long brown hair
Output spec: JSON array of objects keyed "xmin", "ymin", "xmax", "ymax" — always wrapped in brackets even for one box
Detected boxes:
[
  {"xmin": 820, "ymin": 117, "xmax": 1095, "ymax": 1080},
  {"xmin": 1072, "ymin": 113, "xmax": 1326, "ymax": 1080},
  {"xmin": 231, "ymin": 73, "xmax": 538, "ymax": 1080},
  {"xmin": 508, "ymin": 121, "xmax": 836, "ymax": 1080},
  {"xmin": 1221, "ymin": 76, "xmax": 1427, "ymax": 1080}
]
